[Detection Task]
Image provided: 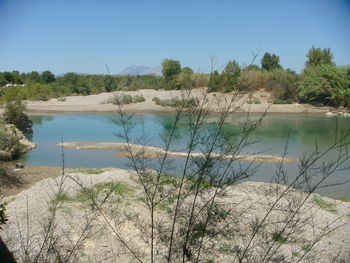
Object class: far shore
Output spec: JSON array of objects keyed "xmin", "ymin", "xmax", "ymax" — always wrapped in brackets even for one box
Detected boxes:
[{"xmin": 11, "ymin": 89, "xmax": 338, "ymax": 115}]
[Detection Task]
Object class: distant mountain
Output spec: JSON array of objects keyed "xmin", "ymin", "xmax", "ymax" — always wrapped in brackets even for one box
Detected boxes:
[{"xmin": 119, "ymin": 65, "xmax": 162, "ymax": 76}]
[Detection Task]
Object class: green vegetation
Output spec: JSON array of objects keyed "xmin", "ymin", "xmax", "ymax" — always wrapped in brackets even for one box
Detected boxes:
[
  {"xmin": 314, "ymin": 196, "xmax": 337, "ymax": 213},
  {"xmin": 222, "ymin": 60, "xmax": 241, "ymax": 92},
  {"xmin": 261, "ymin": 52, "xmax": 282, "ymax": 71},
  {"xmin": 103, "ymin": 94, "xmax": 146, "ymax": 105},
  {"xmin": 0, "ymin": 71, "xmax": 164, "ymax": 102},
  {"xmin": 298, "ymin": 64, "xmax": 350, "ymax": 107},
  {"xmin": 72, "ymin": 168, "xmax": 105, "ymax": 174},
  {"xmin": 207, "ymin": 47, "xmax": 350, "ymax": 108},
  {"xmin": 305, "ymin": 46, "xmax": 334, "ymax": 68},
  {"xmin": 3, "ymin": 99, "xmax": 33, "ymax": 133},
  {"xmin": 55, "ymin": 181, "xmax": 133, "ymax": 204},
  {"xmin": 152, "ymin": 96, "xmax": 198, "ymax": 108},
  {"xmin": 247, "ymin": 98, "xmax": 261, "ymax": 104},
  {"xmin": 271, "ymin": 231, "xmax": 288, "ymax": 244},
  {"xmin": 1, "ymin": 47, "xmax": 349, "ymax": 108},
  {"xmin": 0, "ymin": 128, "xmax": 21, "ymax": 160}
]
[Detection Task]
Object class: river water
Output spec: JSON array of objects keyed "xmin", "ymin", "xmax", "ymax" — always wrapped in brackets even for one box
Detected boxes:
[{"xmin": 21, "ymin": 112, "xmax": 350, "ymax": 199}]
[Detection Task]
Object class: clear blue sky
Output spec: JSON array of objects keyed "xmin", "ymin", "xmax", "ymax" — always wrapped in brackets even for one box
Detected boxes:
[{"xmin": 0, "ymin": 0, "xmax": 349, "ymax": 74}]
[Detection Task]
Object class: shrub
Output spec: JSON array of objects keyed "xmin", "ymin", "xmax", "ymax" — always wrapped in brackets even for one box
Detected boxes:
[
  {"xmin": 208, "ymin": 71, "xmax": 222, "ymax": 92},
  {"xmin": 195, "ymin": 73, "xmax": 209, "ymax": 87},
  {"xmin": 3, "ymin": 99, "xmax": 33, "ymax": 134},
  {"xmin": 239, "ymin": 69, "xmax": 267, "ymax": 91},
  {"xmin": 298, "ymin": 65, "xmax": 349, "ymax": 107},
  {"xmin": 265, "ymin": 69, "xmax": 299, "ymax": 101},
  {"xmin": 314, "ymin": 196, "xmax": 337, "ymax": 213},
  {"xmin": 0, "ymin": 127, "xmax": 22, "ymax": 159},
  {"xmin": 152, "ymin": 96, "xmax": 198, "ymax": 108},
  {"xmin": 103, "ymin": 94, "xmax": 146, "ymax": 105},
  {"xmin": 247, "ymin": 99, "xmax": 261, "ymax": 104},
  {"xmin": 133, "ymin": 95, "xmax": 146, "ymax": 103}
]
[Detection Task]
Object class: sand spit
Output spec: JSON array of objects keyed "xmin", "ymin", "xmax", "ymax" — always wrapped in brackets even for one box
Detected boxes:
[{"xmin": 58, "ymin": 141, "xmax": 297, "ymax": 163}]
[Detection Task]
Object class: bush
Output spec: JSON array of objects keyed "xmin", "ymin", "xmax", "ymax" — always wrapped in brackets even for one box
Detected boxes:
[
  {"xmin": 152, "ymin": 96, "xmax": 198, "ymax": 108},
  {"xmin": 195, "ymin": 73, "xmax": 209, "ymax": 87},
  {"xmin": 0, "ymin": 123, "xmax": 23, "ymax": 160},
  {"xmin": 114, "ymin": 94, "xmax": 132, "ymax": 105},
  {"xmin": 265, "ymin": 69, "xmax": 299, "ymax": 101},
  {"xmin": 247, "ymin": 98, "xmax": 261, "ymax": 104},
  {"xmin": 104, "ymin": 94, "xmax": 145, "ymax": 105},
  {"xmin": 239, "ymin": 69, "xmax": 267, "ymax": 91},
  {"xmin": 3, "ymin": 99, "xmax": 33, "ymax": 134},
  {"xmin": 133, "ymin": 95, "xmax": 146, "ymax": 103},
  {"xmin": 298, "ymin": 65, "xmax": 350, "ymax": 107},
  {"xmin": 208, "ymin": 71, "xmax": 222, "ymax": 92}
]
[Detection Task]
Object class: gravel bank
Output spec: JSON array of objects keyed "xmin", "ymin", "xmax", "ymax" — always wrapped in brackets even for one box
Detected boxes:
[{"xmin": 1, "ymin": 168, "xmax": 349, "ymax": 262}]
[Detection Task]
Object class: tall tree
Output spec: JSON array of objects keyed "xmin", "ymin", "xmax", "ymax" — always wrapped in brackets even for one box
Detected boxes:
[
  {"xmin": 261, "ymin": 52, "xmax": 281, "ymax": 71},
  {"xmin": 208, "ymin": 70, "xmax": 222, "ymax": 92},
  {"xmin": 41, "ymin": 70, "xmax": 55, "ymax": 84},
  {"xmin": 222, "ymin": 60, "xmax": 241, "ymax": 91},
  {"xmin": 161, "ymin": 59, "xmax": 181, "ymax": 81},
  {"xmin": 28, "ymin": 71, "xmax": 40, "ymax": 83},
  {"xmin": 305, "ymin": 46, "xmax": 334, "ymax": 68}
]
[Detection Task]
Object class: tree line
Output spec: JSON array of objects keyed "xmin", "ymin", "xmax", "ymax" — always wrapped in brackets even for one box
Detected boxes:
[
  {"xmin": 1, "ymin": 46, "xmax": 349, "ymax": 107},
  {"xmin": 208, "ymin": 47, "xmax": 350, "ymax": 106}
]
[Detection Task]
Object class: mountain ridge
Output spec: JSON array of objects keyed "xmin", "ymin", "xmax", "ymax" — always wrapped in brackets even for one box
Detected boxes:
[{"xmin": 119, "ymin": 65, "xmax": 162, "ymax": 76}]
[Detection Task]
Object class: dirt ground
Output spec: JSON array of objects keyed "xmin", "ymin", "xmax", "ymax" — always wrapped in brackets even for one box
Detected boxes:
[{"xmin": 1, "ymin": 166, "xmax": 62, "ymax": 197}]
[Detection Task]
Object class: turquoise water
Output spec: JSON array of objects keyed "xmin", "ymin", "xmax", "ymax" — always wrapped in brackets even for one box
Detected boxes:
[{"xmin": 22, "ymin": 112, "xmax": 350, "ymax": 199}]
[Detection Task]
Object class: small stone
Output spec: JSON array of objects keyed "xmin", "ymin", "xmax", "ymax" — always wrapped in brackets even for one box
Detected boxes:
[{"xmin": 326, "ymin": 112, "xmax": 335, "ymax": 117}]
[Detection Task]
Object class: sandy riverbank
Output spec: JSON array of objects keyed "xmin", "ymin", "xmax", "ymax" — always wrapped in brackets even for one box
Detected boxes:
[{"xmin": 22, "ymin": 89, "xmax": 333, "ymax": 114}]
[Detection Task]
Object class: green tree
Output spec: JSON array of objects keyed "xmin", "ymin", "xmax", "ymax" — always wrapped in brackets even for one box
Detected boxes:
[
  {"xmin": 0, "ymin": 73, "xmax": 7, "ymax": 86},
  {"xmin": 261, "ymin": 52, "xmax": 281, "ymax": 71},
  {"xmin": 11, "ymin": 71, "xmax": 24, "ymax": 84},
  {"xmin": 181, "ymin": 67, "xmax": 193, "ymax": 75},
  {"xmin": 4, "ymin": 99, "xmax": 33, "ymax": 133},
  {"xmin": 3, "ymin": 72, "xmax": 15, "ymax": 84},
  {"xmin": 176, "ymin": 67, "xmax": 195, "ymax": 90},
  {"xmin": 63, "ymin": 72, "xmax": 78, "ymax": 86},
  {"xmin": 245, "ymin": 64, "xmax": 260, "ymax": 71},
  {"xmin": 104, "ymin": 75, "xmax": 114, "ymax": 92},
  {"xmin": 305, "ymin": 46, "xmax": 334, "ymax": 68},
  {"xmin": 208, "ymin": 70, "xmax": 222, "ymax": 92},
  {"xmin": 298, "ymin": 65, "xmax": 349, "ymax": 106},
  {"xmin": 161, "ymin": 59, "xmax": 181, "ymax": 81},
  {"xmin": 41, "ymin": 70, "xmax": 55, "ymax": 84},
  {"xmin": 28, "ymin": 71, "xmax": 41, "ymax": 83},
  {"xmin": 222, "ymin": 60, "xmax": 241, "ymax": 91}
]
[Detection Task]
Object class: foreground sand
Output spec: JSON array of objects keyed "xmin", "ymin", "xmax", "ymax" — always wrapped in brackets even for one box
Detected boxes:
[
  {"xmin": 24, "ymin": 89, "xmax": 332, "ymax": 114},
  {"xmin": 1, "ymin": 168, "xmax": 349, "ymax": 262}
]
